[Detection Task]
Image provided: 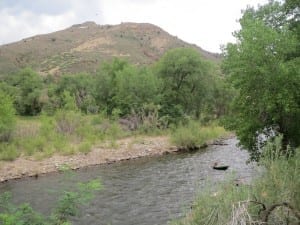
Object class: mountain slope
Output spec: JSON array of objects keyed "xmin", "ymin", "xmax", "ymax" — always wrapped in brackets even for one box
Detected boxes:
[{"xmin": 0, "ymin": 21, "xmax": 221, "ymax": 76}]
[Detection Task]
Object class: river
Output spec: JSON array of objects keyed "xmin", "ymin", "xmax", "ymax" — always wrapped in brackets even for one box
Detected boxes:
[{"xmin": 0, "ymin": 138, "xmax": 257, "ymax": 225}]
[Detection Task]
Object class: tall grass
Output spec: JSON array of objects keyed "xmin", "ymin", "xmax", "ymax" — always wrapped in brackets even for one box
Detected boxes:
[
  {"xmin": 0, "ymin": 112, "xmax": 128, "ymax": 161},
  {"xmin": 171, "ymin": 121, "xmax": 229, "ymax": 149},
  {"xmin": 1, "ymin": 116, "xmax": 228, "ymax": 161},
  {"xmin": 172, "ymin": 136, "xmax": 300, "ymax": 225}
]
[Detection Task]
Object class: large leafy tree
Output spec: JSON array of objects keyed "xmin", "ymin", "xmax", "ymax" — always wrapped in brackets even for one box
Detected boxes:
[
  {"xmin": 95, "ymin": 58, "xmax": 129, "ymax": 114},
  {"xmin": 222, "ymin": 0, "xmax": 300, "ymax": 160},
  {"xmin": 7, "ymin": 68, "xmax": 43, "ymax": 116},
  {"xmin": 95, "ymin": 58, "xmax": 161, "ymax": 116},
  {"xmin": 113, "ymin": 66, "xmax": 161, "ymax": 116},
  {"xmin": 155, "ymin": 48, "xmax": 214, "ymax": 121},
  {"xmin": 52, "ymin": 73, "xmax": 97, "ymax": 113}
]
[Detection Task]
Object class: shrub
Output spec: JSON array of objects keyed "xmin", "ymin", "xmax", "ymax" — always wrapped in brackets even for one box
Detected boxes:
[
  {"xmin": 105, "ymin": 122, "xmax": 126, "ymax": 140},
  {"xmin": 55, "ymin": 110, "xmax": 81, "ymax": 135},
  {"xmin": 10, "ymin": 68, "xmax": 44, "ymax": 116},
  {"xmin": 0, "ymin": 91, "xmax": 15, "ymax": 142},
  {"xmin": 0, "ymin": 144, "xmax": 19, "ymax": 161},
  {"xmin": 171, "ymin": 121, "xmax": 228, "ymax": 149},
  {"xmin": 78, "ymin": 142, "xmax": 92, "ymax": 154}
]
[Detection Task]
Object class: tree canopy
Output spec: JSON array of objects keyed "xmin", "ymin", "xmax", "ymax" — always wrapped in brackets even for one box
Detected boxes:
[
  {"xmin": 222, "ymin": 0, "xmax": 300, "ymax": 160},
  {"xmin": 0, "ymin": 48, "xmax": 226, "ymax": 130},
  {"xmin": 155, "ymin": 48, "xmax": 214, "ymax": 121},
  {"xmin": 5, "ymin": 68, "xmax": 44, "ymax": 116}
]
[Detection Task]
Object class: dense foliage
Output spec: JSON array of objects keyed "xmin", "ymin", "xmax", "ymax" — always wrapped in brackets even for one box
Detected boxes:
[
  {"xmin": 155, "ymin": 48, "xmax": 214, "ymax": 122},
  {"xmin": 0, "ymin": 92, "xmax": 15, "ymax": 142},
  {"xmin": 95, "ymin": 59, "xmax": 161, "ymax": 117},
  {"xmin": 4, "ymin": 68, "xmax": 44, "ymax": 116},
  {"xmin": 0, "ymin": 47, "xmax": 230, "ymax": 160},
  {"xmin": 0, "ymin": 48, "xmax": 225, "ymax": 125},
  {"xmin": 222, "ymin": 0, "xmax": 300, "ymax": 160}
]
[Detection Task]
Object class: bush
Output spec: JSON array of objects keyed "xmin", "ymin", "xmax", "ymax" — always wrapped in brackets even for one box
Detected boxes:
[
  {"xmin": 0, "ymin": 92, "xmax": 15, "ymax": 142},
  {"xmin": 0, "ymin": 144, "xmax": 19, "ymax": 161},
  {"xmin": 10, "ymin": 68, "xmax": 44, "ymax": 116},
  {"xmin": 105, "ymin": 122, "xmax": 126, "ymax": 140},
  {"xmin": 55, "ymin": 110, "xmax": 82, "ymax": 135},
  {"xmin": 171, "ymin": 121, "xmax": 228, "ymax": 149},
  {"xmin": 78, "ymin": 142, "xmax": 92, "ymax": 154}
]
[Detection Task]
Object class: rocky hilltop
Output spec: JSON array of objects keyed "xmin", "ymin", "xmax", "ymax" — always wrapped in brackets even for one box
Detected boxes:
[{"xmin": 0, "ymin": 21, "xmax": 220, "ymax": 76}]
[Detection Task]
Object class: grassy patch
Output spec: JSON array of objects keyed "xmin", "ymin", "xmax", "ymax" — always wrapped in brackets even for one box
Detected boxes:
[
  {"xmin": 1, "ymin": 116, "xmax": 229, "ymax": 161},
  {"xmin": 0, "ymin": 143, "xmax": 20, "ymax": 161},
  {"xmin": 0, "ymin": 113, "xmax": 130, "ymax": 161},
  {"xmin": 78, "ymin": 141, "xmax": 92, "ymax": 154},
  {"xmin": 171, "ymin": 121, "xmax": 228, "ymax": 149}
]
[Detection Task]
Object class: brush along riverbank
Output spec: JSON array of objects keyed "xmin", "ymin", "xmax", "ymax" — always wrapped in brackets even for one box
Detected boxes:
[{"xmin": 0, "ymin": 133, "xmax": 231, "ymax": 182}]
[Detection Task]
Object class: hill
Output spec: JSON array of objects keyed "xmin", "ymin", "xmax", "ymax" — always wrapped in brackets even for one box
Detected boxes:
[{"xmin": 0, "ymin": 21, "xmax": 221, "ymax": 76}]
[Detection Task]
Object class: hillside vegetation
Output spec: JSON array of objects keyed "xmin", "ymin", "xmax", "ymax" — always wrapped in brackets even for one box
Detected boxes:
[
  {"xmin": 0, "ymin": 1, "xmax": 299, "ymax": 222},
  {"xmin": 0, "ymin": 47, "xmax": 230, "ymax": 161},
  {"xmin": 0, "ymin": 22, "xmax": 220, "ymax": 76},
  {"xmin": 173, "ymin": 0, "xmax": 300, "ymax": 224}
]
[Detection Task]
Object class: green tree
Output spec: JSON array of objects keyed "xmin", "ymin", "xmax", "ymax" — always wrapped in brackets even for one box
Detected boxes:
[
  {"xmin": 8, "ymin": 68, "xmax": 43, "ymax": 116},
  {"xmin": 0, "ymin": 91, "xmax": 15, "ymax": 142},
  {"xmin": 113, "ymin": 66, "xmax": 161, "ymax": 116},
  {"xmin": 208, "ymin": 76, "xmax": 235, "ymax": 121},
  {"xmin": 284, "ymin": 0, "xmax": 300, "ymax": 58},
  {"xmin": 222, "ymin": 0, "xmax": 300, "ymax": 160},
  {"xmin": 95, "ymin": 58, "xmax": 129, "ymax": 114},
  {"xmin": 155, "ymin": 48, "xmax": 214, "ymax": 122},
  {"xmin": 53, "ymin": 73, "xmax": 97, "ymax": 113}
]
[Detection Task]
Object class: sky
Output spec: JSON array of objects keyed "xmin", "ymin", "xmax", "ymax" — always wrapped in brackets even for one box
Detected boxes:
[{"xmin": 0, "ymin": 0, "xmax": 269, "ymax": 53}]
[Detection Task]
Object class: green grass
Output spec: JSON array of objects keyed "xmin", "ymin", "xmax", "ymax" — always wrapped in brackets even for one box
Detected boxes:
[
  {"xmin": 171, "ymin": 121, "xmax": 229, "ymax": 149},
  {"xmin": 0, "ymin": 143, "xmax": 20, "ymax": 161},
  {"xmin": 1, "ymin": 116, "xmax": 228, "ymax": 161},
  {"xmin": 78, "ymin": 141, "xmax": 92, "ymax": 154},
  {"xmin": 0, "ymin": 112, "xmax": 129, "ymax": 161},
  {"xmin": 172, "ymin": 138, "xmax": 300, "ymax": 225}
]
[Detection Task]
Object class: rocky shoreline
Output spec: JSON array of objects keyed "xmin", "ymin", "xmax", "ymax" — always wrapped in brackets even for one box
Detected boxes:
[
  {"xmin": 0, "ymin": 135, "xmax": 231, "ymax": 183},
  {"xmin": 0, "ymin": 136, "xmax": 179, "ymax": 183}
]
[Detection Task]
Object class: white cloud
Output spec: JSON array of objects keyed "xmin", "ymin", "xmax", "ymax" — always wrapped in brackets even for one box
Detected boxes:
[
  {"xmin": 100, "ymin": 0, "xmax": 269, "ymax": 52},
  {"xmin": 0, "ymin": 9, "xmax": 76, "ymax": 44},
  {"xmin": 1, "ymin": 0, "xmax": 269, "ymax": 52},
  {"xmin": 0, "ymin": 0, "xmax": 105, "ymax": 45}
]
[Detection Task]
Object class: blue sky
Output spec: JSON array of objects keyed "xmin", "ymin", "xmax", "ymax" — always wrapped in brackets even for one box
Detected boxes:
[{"xmin": 0, "ymin": 0, "xmax": 269, "ymax": 52}]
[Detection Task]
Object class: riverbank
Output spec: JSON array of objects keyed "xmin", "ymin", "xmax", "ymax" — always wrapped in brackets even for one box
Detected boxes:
[
  {"xmin": 0, "ymin": 136, "xmax": 178, "ymax": 182},
  {"xmin": 172, "ymin": 140, "xmax": 300, "ymax": 225},
  {"xmin": 0, "ymin": 136, "xmax": 254, "ymax": 225},
  {"xmin": 0, "ymin": 134, "xmax": 231, "ymax": 182}
]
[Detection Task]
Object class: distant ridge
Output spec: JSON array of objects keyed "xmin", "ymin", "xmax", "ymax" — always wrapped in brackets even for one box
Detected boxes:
[{"xmin": 0, "ymin": 21, "xmax": 221, "ymax": 76}]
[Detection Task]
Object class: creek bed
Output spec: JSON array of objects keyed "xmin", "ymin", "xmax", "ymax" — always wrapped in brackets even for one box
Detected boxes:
[{"xmin": 0, "ymin": 138, "xmax": 257, "ymax": 225}]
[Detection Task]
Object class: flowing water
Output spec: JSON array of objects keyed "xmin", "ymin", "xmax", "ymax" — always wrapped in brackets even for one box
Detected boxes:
[{"xmin": 0, "ymin": 138, "xmax": 257, "ymax": 225}]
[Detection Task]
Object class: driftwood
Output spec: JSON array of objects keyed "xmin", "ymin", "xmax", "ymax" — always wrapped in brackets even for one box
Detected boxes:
[
  {"xmin": 228, "ymin": 200, "xmax": 300, "ymax": 225},
  {"xmin": 261, "ymin": 202, "xmax": 300, "ymax": 223},
  {"xmin": 248, "ymin": 200, "xmax": 300, "ymax": 224}
]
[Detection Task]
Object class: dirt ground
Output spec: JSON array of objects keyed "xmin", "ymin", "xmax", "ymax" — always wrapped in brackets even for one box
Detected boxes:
[{"xmin": 0, "ymin": 136, "xmax": 178, "ymax": 182}]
